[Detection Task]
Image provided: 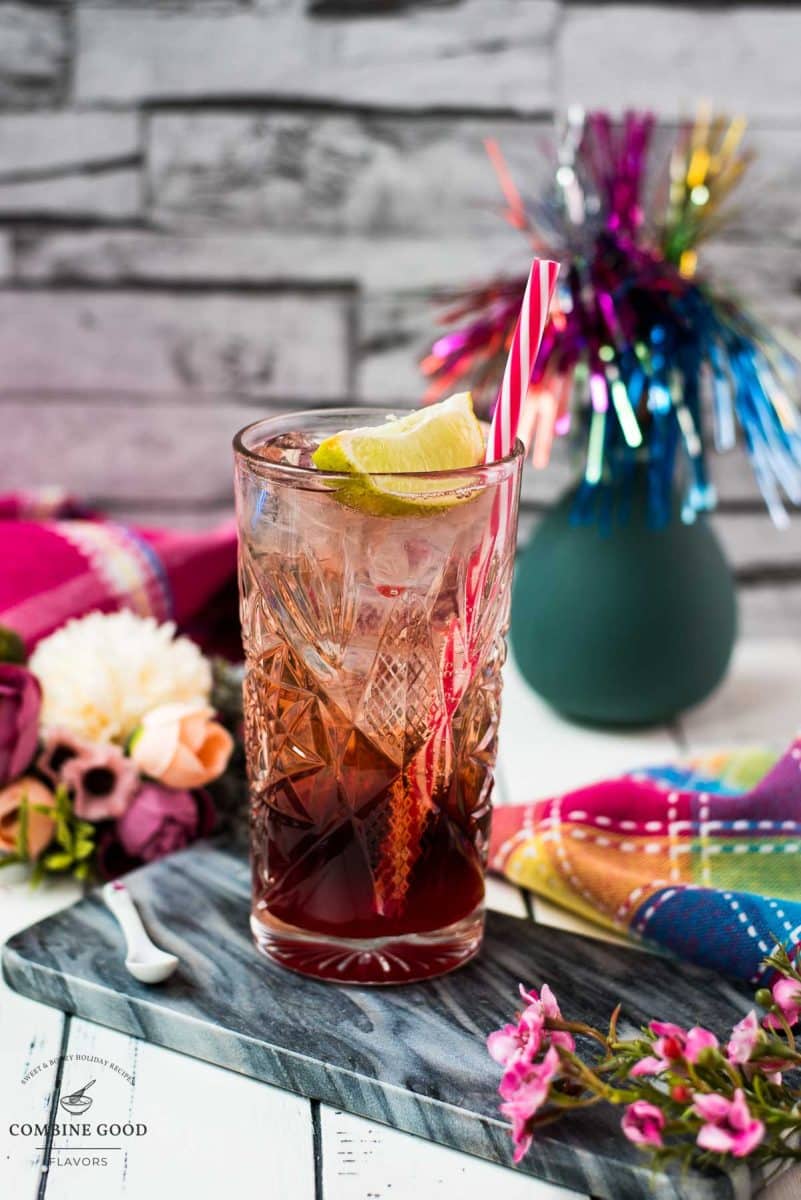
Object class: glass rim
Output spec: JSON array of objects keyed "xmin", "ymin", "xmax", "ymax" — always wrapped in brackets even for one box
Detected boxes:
[{"xmin": 232, "ymin": 406, "xmax": 524, "ymax": 482}]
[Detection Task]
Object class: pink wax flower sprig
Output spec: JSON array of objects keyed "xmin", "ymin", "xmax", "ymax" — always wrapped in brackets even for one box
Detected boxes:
[{"xmin": 487, "ymin": 945, "xmax": 801, "ymax": 1174}]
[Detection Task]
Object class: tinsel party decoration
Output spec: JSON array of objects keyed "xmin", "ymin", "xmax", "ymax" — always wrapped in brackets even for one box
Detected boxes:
[{"xmin": 421, "ymin": 109, "xmax": 801, "ymax": 527}]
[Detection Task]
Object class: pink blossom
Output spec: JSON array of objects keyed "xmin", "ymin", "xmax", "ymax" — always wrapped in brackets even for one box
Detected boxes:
[
  {"xmin": 518, "ymin": 983, "xmax": 575, "ymax": 1052},
  {"xmin": 631, "ymin": 1023, "xmax": 718, "ymax": 1076},
  {"xmin": 649, "ymin": 1020, "xmax": 687, "ymax": 1065},
  {"xmin": 37, "ymin": 728, "xmax": 86, "ymax": 786},
  {"xmin": 763, "ymin": 978, "xmax": 801, "ymax": 1030},
  {"xmin": 621, "ymin": 1101, "xmax": 665, "ymax": 1149},
  {"xmin": 499, "ymin": 1046, "xmax": 560, "ymax": 1164},
  {"xmin": 649, "ymin": 1020, "xmax": 685, "ymax": 1040},
  {"xmin": 727, "ymin": 1012, "xmax": 761, "ymax": 1065},
  {"xmin": 502, "ymin": 1109, "xmax": 533, "ymax": 1166},
  {"xmin": 684, "ymin": 1027, "xmax": 719, "ymax": 1063},
  {"xmin": 487, "ymin": 1007, "xmax": 544, "ymax": 1067},
  {"xmin": 61, "ymin": 741, "xmax": 139, "ymax": 821},
  {"xmin": 629, "ymin": 1055, "xmax": 668, "ymax": 1078},
  {"xmin": 693, "ymin": 1089, "xmax": 765, "ymax": 1158}
]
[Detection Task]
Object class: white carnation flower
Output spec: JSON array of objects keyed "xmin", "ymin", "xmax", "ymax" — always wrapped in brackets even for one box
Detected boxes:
[{"xmin": 30, "ymin": 610, "xmax": 213, "ymax": 745}]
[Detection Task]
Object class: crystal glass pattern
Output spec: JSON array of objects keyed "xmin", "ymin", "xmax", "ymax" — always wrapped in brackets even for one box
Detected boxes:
[{"xmin": 234, "ymin": 409, "xmax": 522, "ymax": 984}]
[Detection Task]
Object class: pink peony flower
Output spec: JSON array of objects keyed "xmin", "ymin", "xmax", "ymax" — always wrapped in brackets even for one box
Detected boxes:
[
  {"xmin": 693, "ymin": 1089, "xmax": 764, "ymax": 1158},
  {"xmin": 487, "ymin": 1007, "xmax": 544, "ymax": 1067},
  {"xmin": 499, "ymin": 1046, "xmax": 560, "ymax": 1164},
  {"xmin": 621, "ymin": 1100, "xmax": 665, "ymax": 1149},
  {"xmin": 61, "ymin": 741, "xmax": 139, "ymax": 822},
  {"xmin": 130, "ymin": 702, "xmax": 233, "ymax": 790},
  {"xmin": 763, "ymin": 978, "xmax": 801, "ymax": 1030},
  {"xmin": 116, "ymin": 783, "xmax": 211, "ymax": 863},
  {"xmin": 518, "ymin": 983, "xmax": 575, "ymax": 1053},
  {"xmin": 727, "ymin": 1011, "xmax": 761, "ymax": 1065},
  {"xmin": 0, "ymin": 664, "xmax": 41, "ymax": 787}
]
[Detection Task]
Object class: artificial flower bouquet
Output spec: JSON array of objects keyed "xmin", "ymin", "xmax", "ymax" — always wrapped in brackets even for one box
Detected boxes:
[{"xmin": 0, "ymin": 610, "xmax": 241, "ymax": 883}]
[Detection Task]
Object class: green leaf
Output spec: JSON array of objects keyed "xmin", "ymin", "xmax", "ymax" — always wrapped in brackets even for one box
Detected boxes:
[
  {"xmin": 73, "ymin": 861, "xmax": 91, "ymax": 881},
  {"xmin": 30, "ymin": 860, "xmax": 46, "ymax": 888},
  {"xmin": 73, "ymin": 840, "xmax": 95, "ymax": 862},
  {"xmin": 54, "ymin": 785, "xmax": 72, "ymax": 820},
  {"xmin": 0, "ymin": 624, "xmax": 26, "ymax": 665},
  {"xmin": 42, "ymin": 851, "xmax": 75, "ymax": 872},
  {"xmin": 127, "ymin": 726, "xmax": 143, "ymax": 755},
  {"xmin": 0, "ymin": 853, "xmax": 23, "ymax": 869},
  {"xmin": 55, "ymin": 821, "xmax": 74, "ymax": 852},
  {"xmin": 16, "ymin": 797, "xmax": 30, "ymax": 861}
]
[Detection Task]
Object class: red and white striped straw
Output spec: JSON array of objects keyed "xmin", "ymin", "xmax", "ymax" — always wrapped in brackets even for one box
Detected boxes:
[{"xmin": 486, "ymin": 257, "xmax": 560, "ymax": 463}]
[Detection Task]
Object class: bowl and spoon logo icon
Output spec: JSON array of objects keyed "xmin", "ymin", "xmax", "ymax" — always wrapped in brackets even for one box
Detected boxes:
[{"xmin": 59, "ymin": 1080, "xmax": 95, "ymax": 1116}]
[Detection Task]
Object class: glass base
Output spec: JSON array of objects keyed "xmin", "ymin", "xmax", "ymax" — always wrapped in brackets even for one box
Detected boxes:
[{"xmin": 250, "ymin": 905, "xmax": 484, "ymax": 985}]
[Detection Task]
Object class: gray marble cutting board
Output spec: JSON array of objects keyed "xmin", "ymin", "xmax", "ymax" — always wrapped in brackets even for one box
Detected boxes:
[{"xmin": 2, "ymin": 840, "xmax": 759, "ymax": 1200}]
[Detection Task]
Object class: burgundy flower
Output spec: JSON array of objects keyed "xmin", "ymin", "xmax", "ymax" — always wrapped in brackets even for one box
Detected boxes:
[
  {"xmin": 0, "ymin": 664, "xmax": 41, "ymax": 786},
  {"xmin": 61, "ymin": 742, "xmax": 139, "ymax": 821},
  {"xmin": 116, "ymin": 784, "xmax": 213, "ymax": 863}
]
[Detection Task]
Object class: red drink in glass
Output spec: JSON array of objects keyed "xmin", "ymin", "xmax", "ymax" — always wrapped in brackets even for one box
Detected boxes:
[{"xmin": 234, "ymin": 408, "xmax": 522, "ymax": 984}]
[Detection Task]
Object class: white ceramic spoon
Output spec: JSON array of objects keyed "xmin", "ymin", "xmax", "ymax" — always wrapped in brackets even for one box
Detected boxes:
[{"xmin": 102, "ymin": 881, "xmax": 179, "ymax": 985}]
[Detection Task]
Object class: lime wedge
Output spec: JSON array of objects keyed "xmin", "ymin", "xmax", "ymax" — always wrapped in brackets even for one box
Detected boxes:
[{"xmin": 311, "ymin": 393, "xmax": 485, "ymax": 515}]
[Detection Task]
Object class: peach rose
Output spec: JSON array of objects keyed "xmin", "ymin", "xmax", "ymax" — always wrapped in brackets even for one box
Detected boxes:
[
  {"xmin": 130, "ymin": 703, "xmax": 233, "ymax": 789},
  {"xmin": 0, "ymin": 777, "xmax": 56, "ymax": 858}
]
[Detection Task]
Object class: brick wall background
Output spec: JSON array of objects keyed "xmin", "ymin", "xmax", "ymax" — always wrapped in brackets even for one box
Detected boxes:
[{"xmin": 2, "ymin": 0, "xmax": 801, "ymax": 634}]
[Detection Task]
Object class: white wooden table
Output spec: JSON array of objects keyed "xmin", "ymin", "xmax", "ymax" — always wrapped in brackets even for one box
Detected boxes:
[{"xmin": 2, "ymin": 637, "xmax": 800, "ymax": 1200}]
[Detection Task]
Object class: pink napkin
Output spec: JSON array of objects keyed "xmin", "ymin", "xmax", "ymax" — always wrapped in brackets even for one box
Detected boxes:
[{"xmin": 0, "ymin": 491, "xmax": 238, "ymax": 657}]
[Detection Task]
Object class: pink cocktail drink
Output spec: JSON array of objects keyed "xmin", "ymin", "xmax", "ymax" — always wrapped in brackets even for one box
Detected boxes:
[{"xmin": 234, "ymin": 408, "xmax": 522, "ymax": 984}]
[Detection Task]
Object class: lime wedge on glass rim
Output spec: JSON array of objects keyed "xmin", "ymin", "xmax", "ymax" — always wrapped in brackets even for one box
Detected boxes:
[{"xmin": 311, "ymin": 392, "xmax": 486, "ymax": 515}]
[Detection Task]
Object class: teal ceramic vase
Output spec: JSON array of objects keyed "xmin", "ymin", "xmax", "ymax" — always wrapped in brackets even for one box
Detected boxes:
[{"xmin": 511, "ymin": 471, "xmax": 738, "ymax": 726}]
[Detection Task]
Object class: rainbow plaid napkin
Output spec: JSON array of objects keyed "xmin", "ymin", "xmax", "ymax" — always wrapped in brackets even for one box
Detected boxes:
[{"xmin": 489, "ymin": 743, "xmax": 801, "ymax": 984}]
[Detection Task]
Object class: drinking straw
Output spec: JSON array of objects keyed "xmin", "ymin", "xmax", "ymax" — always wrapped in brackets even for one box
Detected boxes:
[
  {"xmin": 376, "ymin": 259, "xmax": 560, "ymax": 911},
  {"xmin": 445, "ymin": 257, "xmax": 561, "ymax": 763},
  {"xmin": 486, "ymin": 257, "xmax": 560, "ymax": 463}
]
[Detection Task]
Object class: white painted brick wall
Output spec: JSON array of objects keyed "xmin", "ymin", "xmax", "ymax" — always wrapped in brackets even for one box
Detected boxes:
[
  {"xmin": 13, "ymin": 230, "xmax": 525, "ymax": 291},
  {"xmin": 146, "ymin": 112, "xmax": 554, "ymax": 235},
  {"xmin": 0, "ymin": 170, "xmax": 142, "ymax": 220},
  {"xmin": 0, "ymin": 113, "xmax": 140, "ymax": 176},
  {"xmin": 75, "ymin": 3, "xmax": 556, "ymax": 109},
  {"xmin": 558, "ymin": 6, "xmax": 801, "ymax": 121},
  {"xmin": 0, "ymin": 291, "xmax": 352, "ymax": 397},
  {"xmin": 0, "ymin": 5, "xmax": 67, "ymax": 107}
]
